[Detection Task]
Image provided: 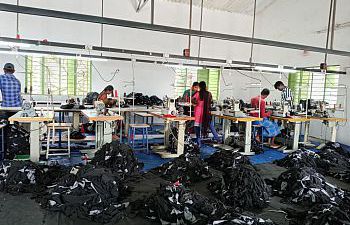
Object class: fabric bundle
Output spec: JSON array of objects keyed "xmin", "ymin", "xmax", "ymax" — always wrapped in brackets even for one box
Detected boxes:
[
  {"xmin": 274, "ymin": 149, "xmax": 328, "ymax": 173},
  {"xmin": 125, "ymin": 92, "xmax": 163, "ymax": 106},
  {"xmin": 211, "ymin": 215, "xmax": 275, "ymax": 225},
  {"xmin": 4, "ymin": 124, "xmax": 30, "ymax": 159},
  {"xmin": 0, "ymin": 160, "xmax": 45, "ymax": 195},
  {"xmin": 272, "ymin": 167, "xmax": 348, "ymax": 207},
  {"xmin": 205, "ymin": 151, "xmax": 251, "ymax": 171},
  {"xmin": 208, "ymin": 165, "xmax": 270, "ymax": 211},
  {"xmin": 91, "ymin": 141, "xmax": 143, "ymax": 178},
  {"xmin": 319, "ymin": 147, "xmax": 350, "ymax": 183},
  {"xmin": 321, "ymin": 142, "xmax": 350, "ymax": 158},
  {"xmin": 151, "ymin": 153, "xmax": 211, "ymax": 184},
  {"xmin": 287, "ymin": 204, "xmax": 350, "ymax": 225},
  {"xmin": 43, "ymin": 165, "xmax": 128, "ymax": 223}
]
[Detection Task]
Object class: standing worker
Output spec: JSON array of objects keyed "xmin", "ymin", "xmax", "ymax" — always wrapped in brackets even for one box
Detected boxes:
[
  {"xmin": 182, "ymin": 82, "xmax": 199, "ymax": 101},
  {"xmin": 192, "ymin": 81, "xmax": 220, "ymax": 147},
  {"xmin": 0, "ymin": 63, "xmax": 22, "ymax": 118},
  {"xmin": 274, "ymin": 81, "xmax": 294, "ymax": 105}
]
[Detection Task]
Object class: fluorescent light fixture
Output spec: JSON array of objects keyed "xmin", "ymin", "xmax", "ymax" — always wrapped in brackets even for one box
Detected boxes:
[
  {"xmin": 0, "ymin": 50, "xmax": 108, "ymax": 62},
  {"xmin": 0, "ymin": 41, "xmax": 32, "ymax": 48},
  {"xmin": 164, "ymin": 64, "xmax": 203, "ymax": 69},
  {"xmin": 255, "ymin": 66, "xmax": 297, "ymax": 73},
  {"xmin": 248, "ymin": 82, "xmax": 262, "ymax": 86}
]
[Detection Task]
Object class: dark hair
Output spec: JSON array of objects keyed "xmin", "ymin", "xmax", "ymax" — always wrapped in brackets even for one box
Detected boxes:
[
  {"xmin": 274, "ymin": 81, "xmax": 284, "ymax": 89},
  {"xmin": 199, "ymin": 81, "xmax": 207, "ymax": 100},
  {"xmin": 192, "ymin": 82, "xmax": 199, "ymax": 87},
  {"xmin": 3, "ymin": 68, "xmax": 14, "ymax": 74},
  {"xmin": 261, "ymin": 88, "xmax": 270, "ymax": 96},
  {"xmin": 104, "ymin": 85, "xmax": 114, "ymax": 92}
]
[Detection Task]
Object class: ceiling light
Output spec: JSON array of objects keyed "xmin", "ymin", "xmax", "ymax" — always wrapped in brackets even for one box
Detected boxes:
[
  {"xmin": 255, "ymin": 66, "xmax": 297, "ymax": 73},
  {"xmin": 0, "ymin": 41, "xmax": 33, "ymax": 48}
]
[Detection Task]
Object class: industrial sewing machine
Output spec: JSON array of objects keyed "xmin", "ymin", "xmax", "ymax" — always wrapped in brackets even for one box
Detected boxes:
[
  {"xmin": 94, "ymin": 101, "xmax": 106, "ymax": 115},
  {"xmin": 20, "ymin": 100, "xmax": 37, "ymax": 117},
  {"xmin": 222, "ymin": 97, "xmax": 247, "ymax": 117},
  {"xmin": 161, "ymin": 97, "xmax": 177, "ymax": 115}
]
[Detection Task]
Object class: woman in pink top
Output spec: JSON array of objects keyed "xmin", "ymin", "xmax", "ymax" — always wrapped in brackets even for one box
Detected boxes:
[{"xmin": 192, "ymin": 81, "xmax": 219, "ymax": 147}]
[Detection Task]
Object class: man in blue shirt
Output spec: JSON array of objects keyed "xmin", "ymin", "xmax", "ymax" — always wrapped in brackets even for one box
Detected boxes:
[{"xmin": 0, "ymin": 63, "xmax": 22, "ymax": 108}]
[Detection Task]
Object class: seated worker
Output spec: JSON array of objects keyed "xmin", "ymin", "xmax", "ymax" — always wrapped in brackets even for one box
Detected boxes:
[
  {"xmin": 250, "ymin": 88, "xmax": 280, "ymax": 148},
  {"xmin": 98, "ymin": 85, "xmax": 116, "ymax": 108},
  {"xmin": 0, "ymin": 63, "xmax": 22, "ymax": 119}
]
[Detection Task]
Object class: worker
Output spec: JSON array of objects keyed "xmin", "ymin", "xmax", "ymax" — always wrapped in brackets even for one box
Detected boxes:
[
  {"xmin": 250, "ymin": 88, "xmax": 280, "ymax": 148},
  {"xmin": 0, "ymin": 63, "xmax": 22, "ymax": 118},
  {"xmin": 274, "ymin": 81, "xmax": 293, "ymax": 105},
  {"xmin": 183, "ymin": 82, "xmax": 199, "ymax": 102},
  {"xmin": 98, "ymin": 85, "xmax": 116, "ymax": 108},
  {"xmin": 192, "ymin": 81, "xmax": 220, "ymax": 147}
]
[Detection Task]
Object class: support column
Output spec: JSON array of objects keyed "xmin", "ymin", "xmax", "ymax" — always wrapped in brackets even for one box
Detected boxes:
[
  {"xmin": 303, "ymin": 121, "xmax": 310, "ymax": 143},
  {"xmin": 223, "ymin": 119, "xmax": 230, "ymax": 143},
  {"xmin": 164, "ymin": 119, "xmax": 170, "ymax": 147},
  {"xmin": 330, "ymin": 121, "xmax": 337, "ymax": 142},
  {"xmin": 292, "ymin": 122, "xmax": 301, "ymax": 151},
  {"xmin": 103, "ymin": 121, "xmax": 113, "ymax": 144},
  {"xmin": 72, "ymin": 112, "xmax": 80, "ymax": 130},
  {"xmin": 177, "ymin": 121, "xmax": 186, "ymax": 156}
]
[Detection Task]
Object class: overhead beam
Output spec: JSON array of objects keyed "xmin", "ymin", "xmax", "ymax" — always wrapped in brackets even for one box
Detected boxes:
[{"xmin": 0, "ymin": 3, "xmax": 350, "ymax": 57}]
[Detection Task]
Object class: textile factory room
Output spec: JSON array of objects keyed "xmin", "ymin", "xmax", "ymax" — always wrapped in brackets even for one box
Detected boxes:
[{"xmin": 0, "ymin": 0, "xmax": 350, "ymax": 224}]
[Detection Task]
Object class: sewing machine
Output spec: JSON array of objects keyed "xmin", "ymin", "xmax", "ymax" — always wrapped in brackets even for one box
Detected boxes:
[
  {"xmin": 162, "ymin": 97, "xmax": 177, "ymax": 115},
  {"xmin": 20, "ymin": 101, "xmax": 37, "ymax": 117},
  {"xmin": 94, "ymin": 101, "xmax": 106, "ymax": 115},
  {"xmin": 222, "ymin": 98, "xmax": 246, "ymax": 117}
]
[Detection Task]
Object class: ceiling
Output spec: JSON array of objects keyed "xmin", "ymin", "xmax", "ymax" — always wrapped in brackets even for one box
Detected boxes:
[{"xmin": 163, "ymin": 0, "xmax": 277, "ymax": 15}]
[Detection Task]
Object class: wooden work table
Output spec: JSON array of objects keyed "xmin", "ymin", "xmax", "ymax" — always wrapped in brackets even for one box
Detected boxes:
[
  {"xmin": 9, "ymin": 111, "xmax": 55, "ymax": 162},
  {"xmin": 211, "ymin": 111, "xmax": 262, "ymax": 155},
  {"xmin": 149, "ymin": 112, "xmax": 194, "ymax": 158}
]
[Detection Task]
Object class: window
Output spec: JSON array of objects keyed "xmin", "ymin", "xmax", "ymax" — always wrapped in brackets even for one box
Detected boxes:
[
  {"xmin": 174, "ymin": 68, "xmax": 221, "ymax": 100},
  {"xmin": 25, "ymin": 56, "xmax": 92, "ymax": 96},
  {"xmin": 288, "ymin": 66, "xmax": 340, "ymax": 106}
]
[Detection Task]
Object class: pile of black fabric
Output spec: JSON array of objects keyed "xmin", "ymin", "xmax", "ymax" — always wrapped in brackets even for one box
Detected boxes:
[
  {"xmin": 4, "ymin": 124, "xmax": 30, "ymax": 159},
  {"xmin": 43, "ymin": 165, "xmax": 128, "ymax": 223},
  {"xmin": 125, "ymin": 92, "xmax": 163, "ymax": 106},
  {"xmin": 168, "ymin": 127, "xmax": 200, "ymax": 155},
  {"xmin": 287, "ymin": 204, "xmax": 350, "ymax": 225},
  {"xmin": 224, "ymin": 136, "xmax": 263, "ymax": 154},
  {"xmin": 145, "ymin": 183, "xmax": 230, "ymax": 224},
  {"xmin": 272, "ymin": 167, "xmax": 348, "ymax": 207},
  {"xmin": 0, "ymin": 160, "xmax": 44, "ymax": 195},
  {"xmin": 321, "ymin": 142, "xmax": 350, "ymax": 158},
  {"xmin": 208, "ymin": 164, "xmax": 270, "ymax": 211},
  {"xmin": 205, "ymin": 150, "xmax": 251, "ymax": 171},
  {"xmin": 274, "ymin": 149, "xmax": 328, "ymax": 173},
  {"xmin": 91, "ymin": 141, "xmax": 143, "ymax": 178},
  {"xmin": 83, "ymin": 92, "xmax": 99, "ymax": 105},
  {"xmin": 145, "ymin": 183, "xmax": 274, "ymax": 225},
  {"xmin": 151, "ymin": 153, "xmax": 211, "ymax": 184},
  {"xmin": 319, "ymin": 146, "xmax": 350, "ymax": 183}
]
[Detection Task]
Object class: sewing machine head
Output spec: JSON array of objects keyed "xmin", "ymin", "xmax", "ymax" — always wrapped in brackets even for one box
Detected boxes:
[
  {"xmin": 94, "ymin": 101, "xmax": 106, "ymax": 115},
  {"xmin": 21, "ymin": 100, "xmax": 36, "ymax": 117}
]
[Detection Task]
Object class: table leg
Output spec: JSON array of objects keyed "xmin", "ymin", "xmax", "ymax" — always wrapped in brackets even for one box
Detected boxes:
[
  {"xmin": 124, "ymin": 112, "xmax": 130, "ymax": 137},
  {"xmin": 330, "ymin": 122, "xmax": 337, "ymax": 142},
  {"xmin": 30, "ymin": 122, "xmax": 41, "ymax": 162},
  {"xmin": 103, "ymin": 121, "xmax": 113, "ymax": 144},
  {"xmin": 73, "ymin": 112, "xmax": 80, "ymax": 130},
  {"xmin": 242, "ymin": 121, "xmax": 254, "ymax": 156},
  {"xmin": 119, "ymin": 120, "xmax": 123, "ymax": 143},
  {"xmin": 95, "ymin": 121, "xmax": 103, "ymax": 150},
  {"xmin": 303, "ymin": 121, "xmax": 310, "ymax": 143},
  {"xmin": 177, "ymin": 121, "xmax": 186, "ymax": 156},
  {"xmin": 164, "ymin": 120, "xmax": 170, "ymax": 147},
  {"xmin": 292, "ymin": 122, "xmax": 301, "ymax": 151},
  {"xmin": 223, "ymin": 119, "xmax": 230, "ymax": 143}
]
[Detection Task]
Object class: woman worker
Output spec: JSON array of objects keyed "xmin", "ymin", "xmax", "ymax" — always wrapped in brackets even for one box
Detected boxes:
[
  {"xmin": 192, "ymin": 81, "xmax": 220, "ymax": 147},
  {"xmin": 250, "ymin": 88, "xmax": 280, "ymax": 148},
  {"xmin": 98, "ymin": 85, "xmax": 116, "ymax": 107}
]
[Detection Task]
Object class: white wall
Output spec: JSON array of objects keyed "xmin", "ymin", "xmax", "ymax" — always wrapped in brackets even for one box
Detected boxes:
[{"xmin": 0, "ymin": 0, "xmax": 349, "ymax": 144}]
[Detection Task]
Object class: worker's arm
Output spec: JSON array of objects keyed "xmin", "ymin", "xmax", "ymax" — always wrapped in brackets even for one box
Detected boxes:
[{"xmin": 260, "ymin": 100, "xmax": 272, "ymax": 118}]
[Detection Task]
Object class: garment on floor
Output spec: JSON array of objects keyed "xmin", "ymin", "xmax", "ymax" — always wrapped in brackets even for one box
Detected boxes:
[
  {"xmin": 272, "ymin": 167, "xmax": 349, "ymax": 208},
  {"xmin": 168, "ymin": 127, "xmax": 200, "ymax": 154},
  {"xmin": 91, "ymin": 141, "xmax": 143, "ymax": 178},
  {"xmin": 43, "ymin": 165, "xmax": 128, "ymax": 223},
  {"xmin": 319, "ymin": 146, "xmax": 350, "ymax": 183},
  {"xmin": 208, "ymin": 164, "xmax": 270, "ymax": 211},
  {"xmin": 0, "ymin": 160, "xmax": 44, "ymax": 195},
  {"xmin": 205, "ymin": 151, "xmax": 252, "ymax": 171},
  {"xmin": 151, "ymin": 153, "xmax": 211, "ymax": 185},
  {"xmin": 321, "ymin": 142, "xmax": 350, "ymax": 158},
  {"xmin": 145, "ymin": 182, "xmax": 275, "ymax": 225},
  {"xmin": 274, "ymin": 149, "xmax": 328, "ymax": 174},
  {"xmin": 224, "ymin": 136, "xmax": 263, "ymax": 154},
  {"xmin": 70, "ymin": 130, "xmax": 86, "ymax": 139},
  {"xmin": 4, "ymin": 124, "xmax": 30, "ymax": 159},
  {"xmin": 286, "ymin": 204, "xmax": 350, "ymax": 225}
]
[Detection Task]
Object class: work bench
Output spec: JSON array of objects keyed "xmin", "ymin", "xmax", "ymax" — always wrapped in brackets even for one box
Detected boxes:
[
  {"xmin": 211, "ymin": 112, "xmax": 262, "ymax": 155},
  {"xmin": 149, "ymin": 112, "xmax": 194, "ymax": 158},
  {"xmin": 8, "ymin": 111, "xmax": 54, "ymax": 162}
]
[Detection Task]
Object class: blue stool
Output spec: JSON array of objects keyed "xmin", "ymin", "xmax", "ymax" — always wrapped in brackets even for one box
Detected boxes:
[{"xmin": 128, "ymin": 124, "xmax": 150, "ymax": 154}]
